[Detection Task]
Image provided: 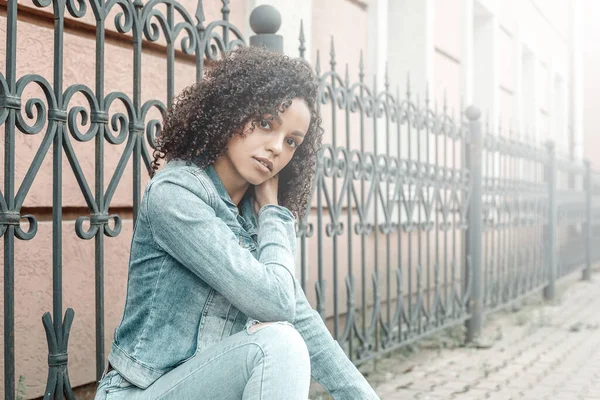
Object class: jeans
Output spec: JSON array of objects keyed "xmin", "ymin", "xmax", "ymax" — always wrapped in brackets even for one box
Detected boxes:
[{"xmin": 95, "ymin": 321, "xmax": 311, "ymax": 400}]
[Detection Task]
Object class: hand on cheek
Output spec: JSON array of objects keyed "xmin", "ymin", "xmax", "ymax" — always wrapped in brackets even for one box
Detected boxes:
[{"xmin": 253, "ymin": 174, "xmax": 280, "ymax": 214}]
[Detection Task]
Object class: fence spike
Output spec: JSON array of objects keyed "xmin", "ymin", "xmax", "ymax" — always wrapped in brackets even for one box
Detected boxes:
[
  {"xmin": 330, "ymin": 36, "xmax": 336, "ymax": 70},
  {"xmin": 384, "ymin": 61, "xmax": 389, "ymax": 91},
  {"xmin": 373, "ymin": 73, "xmax": 377, "ymax": 94},
  {"xmin": 195, "ymin": 0, "xmax": 206, "ymax": 31},
  {"xmin": 221, "ymin": 0, "xmax": 230, "ymax": 19},
  {"xmin": 359, "ymin": 50, "xmax": 364, "ymax": 81},
  {"xmin": 345, "ymin": 63, "xmax": 349, "ymax": 85},
  {"xmin": 315, "ymin": 50, "xmax": 321, "ymax": 76},
  {"xmin": 443, "ymin": 89, "xmax": 448, "ymax": 115},
  {"xmin": 498, "ymin": 116, "xmax": 503, "ymax": 137},
  {"xmin": 298, "ymin": 20, "xmax": 306, "ymax": 59}
]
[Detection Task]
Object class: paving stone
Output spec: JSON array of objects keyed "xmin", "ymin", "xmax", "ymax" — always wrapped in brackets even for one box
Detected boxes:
[
  {"xmin": 369, "ymin": 277, "xmax": 600, "ymax": 400},
  {"xmin": 381, "ymin": 392, "xmax": 418, "ymax": 400},
  {"xmin": 432, "ymin": 379, "xmax": 472, "ymax": 392}
]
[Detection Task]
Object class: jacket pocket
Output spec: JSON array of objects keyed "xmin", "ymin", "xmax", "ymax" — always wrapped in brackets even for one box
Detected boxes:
[{"xmin": 104, "ymin": 372, "xmax": 135, "ymax": 396}]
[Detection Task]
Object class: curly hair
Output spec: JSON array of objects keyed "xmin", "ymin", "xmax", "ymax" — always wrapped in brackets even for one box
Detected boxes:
[{"xmin": 151, "ymin": 46, "xmax": 323, "ymax": 221}]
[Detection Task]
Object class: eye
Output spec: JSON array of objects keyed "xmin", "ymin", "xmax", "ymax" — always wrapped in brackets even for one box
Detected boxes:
[
  {"xmin": 259, "ymin": 119, "xmax": 271, "ymax": 130},
  {"xmin": 286, "ymin": 138, "xmax": 299, "ymax": 149}
]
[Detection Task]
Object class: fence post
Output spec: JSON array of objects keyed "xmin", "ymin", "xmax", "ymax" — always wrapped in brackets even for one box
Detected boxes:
[
  {"xmin": 544, "ymin": 142, "xmax": 557, "ymax": 301},
  {"xmin": 465, "ymin": 106, "xmax": 483, "ymax": 342},
  {"xmin": 583, "ymin": 160, "xmax": 592, "ymax": 281},
  {"xmin": 249, "ymin": 5, "xmax": 283, "ymax": 53}
]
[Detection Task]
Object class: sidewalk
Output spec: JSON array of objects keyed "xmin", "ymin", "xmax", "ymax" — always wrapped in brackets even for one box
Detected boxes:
[{"xmin": 367, "ymin": 274, "xmax": 600, "ymax": 400}]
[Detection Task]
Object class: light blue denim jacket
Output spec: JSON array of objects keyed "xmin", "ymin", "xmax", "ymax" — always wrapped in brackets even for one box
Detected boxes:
[{"xmin": 108, "ymin": 160, "xmax": 379, "ymax": 399}]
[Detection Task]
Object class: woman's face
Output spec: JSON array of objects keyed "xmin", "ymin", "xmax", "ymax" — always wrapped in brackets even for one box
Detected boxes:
[{"xmin": 225, "ymin": 97, "xmax": 311, "ymax": 185}]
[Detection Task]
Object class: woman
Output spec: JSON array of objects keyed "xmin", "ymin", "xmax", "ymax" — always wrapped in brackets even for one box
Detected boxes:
[{"xmin": 95, "ymin": 46, "xmax": 379, "ymax": 399}]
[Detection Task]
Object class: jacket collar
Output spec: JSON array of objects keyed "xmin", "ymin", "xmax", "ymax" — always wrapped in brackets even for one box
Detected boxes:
[
  {"xmin": 205, "ymin": 164, "xmax": 235, "ymax": 207},
  {"xmin": 163, "ymin": 160, "xmax": 257, "ymax": 234},
  {"xmin": 205, "ymin": 164, "xmax": 258, "ymax": 236}
]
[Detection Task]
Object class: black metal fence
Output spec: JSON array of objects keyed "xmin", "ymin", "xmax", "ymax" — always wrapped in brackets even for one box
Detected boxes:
[{"xmin": 1, "ymin": 0, "xmax": 599, "ymax": 398}]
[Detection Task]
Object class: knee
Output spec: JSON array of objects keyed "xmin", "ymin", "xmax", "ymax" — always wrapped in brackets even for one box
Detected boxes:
[
  {"xmin": 249, "ymin": 322, "xmax": 310, "ymax": 370},
  {"xmin": 267, "ymin": 323, "xmax": 310, "ymax": 371}
]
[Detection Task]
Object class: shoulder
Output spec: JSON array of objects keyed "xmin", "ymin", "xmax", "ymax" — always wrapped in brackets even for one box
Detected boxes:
[{"xmin": 146, "ymin": 161, "xmax": 216, "ymax": 208}]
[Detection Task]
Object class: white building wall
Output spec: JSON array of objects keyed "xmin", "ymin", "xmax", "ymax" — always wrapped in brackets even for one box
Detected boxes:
[
  {"xmin": 386, "ymin": 0, "xmax": 434, "ymax": 101},
  {"xmin": 570, "ymin": 0, "xmax": 584, "ymax": 162},
  {"xmin": 498, "ymin": 27, "xmax": 514, "ymax": 133},
  {"xmin": 250, "ymin": 0, "xmax": 582, "ymax": 156},
  {"xmin": 433, "ymin": 0, "xmax": 463, "ymax": 114},
  {"xmin": 431, "ymin": 0, "xmax": 575, "ymax": 152},
  {"xmin": 472, "ymin": 3, "xmax": 498, "ymax": 128},
  {"xmin": 582, "ymin": 0, "xmax": 600, "ymax": 167}
]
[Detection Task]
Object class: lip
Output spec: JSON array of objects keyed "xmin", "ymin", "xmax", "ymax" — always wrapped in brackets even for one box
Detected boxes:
[{"xmin": 253, "ymin": 157, "xmax": 273, "ymax": 172}]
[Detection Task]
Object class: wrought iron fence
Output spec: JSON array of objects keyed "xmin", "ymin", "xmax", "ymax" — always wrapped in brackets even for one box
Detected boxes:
[
  {"xmin": 1, "ymin": 0, "xmax": 600, "ymax": 399},
  {"xmin": 297, "ymin": 37, "xmax": 600, "ymax": 364},
  {"xmin": 480, "ymin": 132, "xmax": 549, "ymax": 312},
  {"xmin": 298, "ymin": 42, "xmax": 473, "ymax": 362},
  {"xmin": 1, "ymin": 0, "xmax": 246, "ymax": 398}
]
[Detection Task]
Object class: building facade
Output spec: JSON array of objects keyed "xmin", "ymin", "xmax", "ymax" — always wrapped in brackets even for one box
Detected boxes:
[
  {"xmin": 0, "ymin": 0, "xmax": 594, "ymax": 397},
  {"xmin": 261, "ymin": 0, "xmax": 586, "ymax": 157}
]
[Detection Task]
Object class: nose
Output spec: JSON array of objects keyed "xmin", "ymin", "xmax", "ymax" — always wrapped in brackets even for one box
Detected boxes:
[{"xmin": 266, "ymin": 133, "xmax": 284, "ymax": 156}]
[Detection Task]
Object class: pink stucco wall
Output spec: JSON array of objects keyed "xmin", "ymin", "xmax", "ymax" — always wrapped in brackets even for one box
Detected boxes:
[
  {"xmin": 0, "ymin": 1, "xmax": 247, "ymax": 397},
  {"xmin": 498, "ymin": 27, "xmax": 515, "ymax": 133},
  {"xmin": 0, "ymin": 0, "xmax": 380, "ymax": 397},
  {"xmin": 0, "ymin": 0, "xmax": 462, "ymax": 398},
  {"xmin": 0, "ymin": 1, "xmax": 247, "ymax": 210},
  {"xmin": 433, "ymin": 0, "xmax": 462, "ymax": 114},
  {"xmin": 311, "ymin": 0, "xmax": 369, "ymax": 151}
]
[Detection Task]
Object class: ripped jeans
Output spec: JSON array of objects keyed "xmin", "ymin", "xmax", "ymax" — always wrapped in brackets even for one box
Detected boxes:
[{"xmin": 94, "ymin": 321, "xmax": 311, "ymax": 400}]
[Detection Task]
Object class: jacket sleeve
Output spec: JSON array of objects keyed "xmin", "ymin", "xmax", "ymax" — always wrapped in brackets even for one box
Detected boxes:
[
  {"xmin": 251, "ymin": 199, "xmax": 379, "ymax": 398},
  {"xmin": 145, "ymin": 176, "xmax": 297, "ymax": 323},
  {"xmin": 292, "ymin": 281, "xmax": 380, "ymax": 399}
]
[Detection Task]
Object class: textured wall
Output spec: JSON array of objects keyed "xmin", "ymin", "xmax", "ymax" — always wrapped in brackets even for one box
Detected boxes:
[
  {"xmin": 311, "ymin": 0, "xmax": 369, "ymax": 150},
  {"xmin": 433, "ymin": 0, "xmax": 462, "ymax": 113},
  {"xmin": 0, "ymin": 1, "xmax": 247, "ymax": 397},
  {"xmin": 582, "ymin": 0, "xmax": 600, "ymax": 168}
]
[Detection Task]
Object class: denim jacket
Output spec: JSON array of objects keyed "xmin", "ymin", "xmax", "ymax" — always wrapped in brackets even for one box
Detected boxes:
[{"xmin": 107, "ymin": 160, "xmax": 379, "ymax": 399}]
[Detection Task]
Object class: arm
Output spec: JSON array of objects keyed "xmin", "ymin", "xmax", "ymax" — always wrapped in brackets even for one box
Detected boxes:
[
  {"xmin": 254, "ymin": 212, "xmax": 379, "ymax": 398},
  {"xmin": 292, "ymin": 283, "xmax": 380, "ymax": 399},
  {"xmin": 145, "ymin": 174, "xmax": 297, "ymax": 322}
]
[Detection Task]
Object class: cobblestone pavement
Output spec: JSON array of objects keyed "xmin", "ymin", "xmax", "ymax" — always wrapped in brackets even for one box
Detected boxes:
[{"xmin": 367, "ymin": 274, "xmax": 600, "ymax": 400}]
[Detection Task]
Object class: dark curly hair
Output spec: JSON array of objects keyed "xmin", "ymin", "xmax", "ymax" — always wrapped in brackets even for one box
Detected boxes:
[{"xmin": 151, "ymin": 46, "xmax": 323, "ymax": 220}]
